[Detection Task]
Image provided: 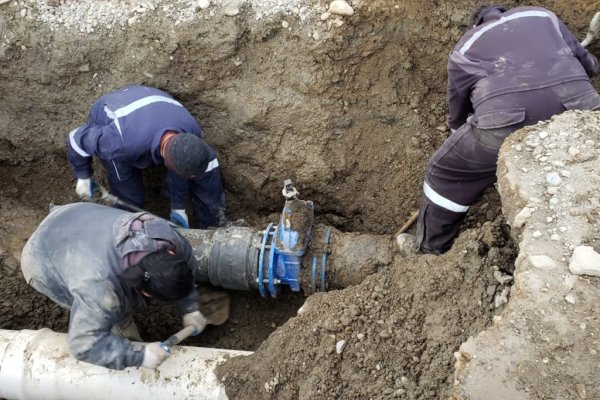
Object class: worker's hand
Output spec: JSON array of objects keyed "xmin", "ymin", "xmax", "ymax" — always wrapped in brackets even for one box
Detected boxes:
[
  {"xmin": 142, "ymin": 342, "xmax": 171, "ymax": 369},
  {"xmin": 182, "ymin": 310, "xmax": 208, "ymax": 336},
  {"xmin": 170, "ymin": 209, "xmax": 190, "ymax": 229},
  {"xmin": 75, "ymin": 178, "xmax": 94, "ymax": 200}
]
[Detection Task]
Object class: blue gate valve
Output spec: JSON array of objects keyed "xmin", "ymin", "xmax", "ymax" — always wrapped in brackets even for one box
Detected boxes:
[{"xmin": 257, "ymin": 180, "xmax": 314, "ymax": 298}]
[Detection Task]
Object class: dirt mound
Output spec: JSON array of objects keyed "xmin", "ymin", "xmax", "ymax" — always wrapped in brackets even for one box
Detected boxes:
[{"xmin": 217, "ymin": 215, "xmax": 517, "ymax": 399}]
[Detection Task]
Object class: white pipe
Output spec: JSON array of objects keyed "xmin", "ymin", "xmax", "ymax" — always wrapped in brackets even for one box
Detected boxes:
[{"xmin": 0, "ymin": 329, "xmax": 252, "ymax": 400}]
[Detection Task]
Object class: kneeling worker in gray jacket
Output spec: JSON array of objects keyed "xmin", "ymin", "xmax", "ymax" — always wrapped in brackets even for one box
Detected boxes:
[{"xmin": 21, "ymin": 202, "xmax": 207, "ymax": 370}]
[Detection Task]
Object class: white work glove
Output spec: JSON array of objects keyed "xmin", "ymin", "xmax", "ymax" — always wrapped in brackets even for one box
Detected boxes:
[
  {"xmin": 142, "ymin": 342, "xmax": 171, "ymax": 369},
  {"xmin": 183, "ymin": 311, "xmax": 208, "ymax": 336},
  {"xmin": 170, "ymin": 209, "xmax": 190, "ymax": 229},
  {"xmin": 75, "ymin": 178, "xmax": 93, "ymax": 199}
]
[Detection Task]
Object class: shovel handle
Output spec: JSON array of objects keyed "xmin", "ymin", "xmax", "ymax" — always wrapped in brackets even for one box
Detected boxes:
[
  {"xmin": 160, "ymin": 325, "xmax": 197, "ymax": 353},
  {"xmin": 394, "ymin": 210, "xmax": 419, "ymax": 237}
]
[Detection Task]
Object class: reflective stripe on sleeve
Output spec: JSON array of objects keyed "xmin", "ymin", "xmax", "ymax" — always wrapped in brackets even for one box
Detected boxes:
[
  {"xmin": 423, "ymin": 181, "xmax": 470, "ymax": 213},
  {"xmin": 205, "ymin": 158, "xmax": 219, "ymax": 172},
  {"xmin": 68, "ymin": 128, "xmax": 91, "ymax": 157}
]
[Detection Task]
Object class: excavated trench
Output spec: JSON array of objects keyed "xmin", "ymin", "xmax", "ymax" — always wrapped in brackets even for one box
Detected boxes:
[{"xmin": 0, "ymin": 0, "xmax": 598, "ymax": 399}]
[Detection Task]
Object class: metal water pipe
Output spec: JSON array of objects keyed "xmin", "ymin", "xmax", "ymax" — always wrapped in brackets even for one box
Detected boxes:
[{"xmin": 181, "ymin": 180, "xmax": 395, "ymax": 297}]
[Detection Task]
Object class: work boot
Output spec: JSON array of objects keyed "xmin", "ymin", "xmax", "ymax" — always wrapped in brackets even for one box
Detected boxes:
[{"xmin": 396, "ymin": 233, "xmax": 417, "ymax": 256}]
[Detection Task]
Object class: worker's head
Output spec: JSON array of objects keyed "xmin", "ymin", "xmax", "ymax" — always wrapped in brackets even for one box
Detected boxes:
[
  {"xmin": 162, "ymin": 132, "xmax": 210, "ymax": 179},
  {"xmin": 120, "ymin": 249, "xmax": 194, "ymax": 302},
  {"xmin": 471, "ymin": 5, "xmax": 507, "ymax": 27}
]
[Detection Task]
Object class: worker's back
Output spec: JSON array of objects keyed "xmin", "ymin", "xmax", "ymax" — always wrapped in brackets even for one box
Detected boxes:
[{"xmin": 447, "ymin": 6, "xmax": 600, "ymax": 128}]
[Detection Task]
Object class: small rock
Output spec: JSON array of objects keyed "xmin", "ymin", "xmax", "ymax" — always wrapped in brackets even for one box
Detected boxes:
[
  {"xmin": 532, "ymin": 231, "xmax": 543, "ymax": 239},
  {"xmin": 565, "ymin": 293, "xmax": 576, "ymax": 304},
  {"xmin": 20, "ymin": 9, "xmax": 27, "ymax": 18},
  {"xmin": 281, "ymin": 20, "xmax": 289, "ymax": 28},
  {"xmin": 46, "ymin": 0, "xmax": 60, "ymax": 6},
  {"xmin": 198, "ymin": 0, "xmax": 210, "ymax": 9},
  {"xmin": 515, "ymin": 144, "xmax": 523, "ymax": 151},
  {"xmin": 224, "ymin": 8, "xmax": 239, "ymax": 16},
  {"xmin": 569, "ymin": 246, "xmax": 600, "ymax": 277},
  {"xmin": 78, "ymin": 64, "xmax": 90, "ymax": 72},
  {"xmin": 513, "ymin": 207, "xmax": 532, "ymax": 228},
  {"xmin": 320, "ymin": 11, "xmax": 330, "ymax": 20},
  {"xmin": 576, "ymin": 384, "xmax": 587, "ymax": 399},
  {"xmin": 563, "ymin": 274, "xmax": 577, "ymax": 290},
  {"xmin": 336, "ymin": 339, "xmax": 346, "ymax": 354},
  {"xmin": 340, "ymin": 314, "xmax": 352, "ymax": 326},
  {"xmin": 568, "ymin": 146, "xmax": 580, "ymax": 156},
  {"xmin": 538, "ymin": 131, "xmax": 548, "ymax": 139},
  {"xmin": 528, "ymin": 255, "xmax": 557, "ymax": 270},
  {"xmin": 329, "ymin": 0, "xmax": 354, "ymax": 16},
  {"xmin": 546, "ymin": 172, "xmax": 562, "ymax": 187},
  {"xmin": 547, "ymin": 186, "xmax": 558, "ymax": 195},
  {"xmin": 559, "ymin": 170, "xmax": 571, "ymax": 178},
  {"xmin": 400, "ymin": 376, "xmax": 409, "ymax": 386},
  {"xmin": 494, "ymin": 287, "xmax": 509, "ymax": 308},
  {"xmin": 127, "ymin": 15, "xmax": 138, "ymax": 26},
  {"xmin": 493, "ymin": 270, "xmax": 513, "ymax": 285},
  {"xmin": 356, "ymin": 333, "xmax": 365, "ymax": 340},
  {"xmin": 312, "ymin": 31, "xmax": 320, "ymax": 40},
  {"xmin": 550, "ymin": 234, "xmax": 560, "ymax": 241}
]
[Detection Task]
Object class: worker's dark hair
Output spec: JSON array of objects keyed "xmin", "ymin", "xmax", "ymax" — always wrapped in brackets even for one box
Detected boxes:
[
  {"xmin": 120, "ymin": 249, "xmax": 194, "ymax": 302},
  {"xmin": 471, "ymin": 5, "xmax": 507, "ymax": 26}
]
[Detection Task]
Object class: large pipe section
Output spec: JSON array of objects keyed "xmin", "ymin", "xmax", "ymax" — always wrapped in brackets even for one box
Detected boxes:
[
  {"xmin": 0, "ymin": 329, "xmax": 252, "ymax": 400},
  {"xmin": 181, "ymin": 180, "xmax": 395, "ymax": 297}
]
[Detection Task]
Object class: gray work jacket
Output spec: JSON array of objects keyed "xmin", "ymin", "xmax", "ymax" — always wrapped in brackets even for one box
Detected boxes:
[{"xmin": 21, "ymin": 202, "xmax": 199, "ymax": 370}]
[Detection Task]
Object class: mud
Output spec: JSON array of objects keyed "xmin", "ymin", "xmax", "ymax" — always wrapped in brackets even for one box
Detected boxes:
[{"xmin": 0, "ymin": 0, "xmax": 598, "ymax": 397}]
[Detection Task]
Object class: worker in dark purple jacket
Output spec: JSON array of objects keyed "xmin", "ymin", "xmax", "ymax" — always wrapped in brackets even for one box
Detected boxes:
[
  {"xmin": 397, "ymin": 5, "xmax": 600, "ymax": 255},
  {"xmin": 67, "ymin": 85, "xmax": 226, "ymax": 229}
]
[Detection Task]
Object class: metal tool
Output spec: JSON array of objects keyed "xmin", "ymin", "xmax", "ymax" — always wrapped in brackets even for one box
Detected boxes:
[
  {"xmin": 94, "ymin": 183, "xmax": 145, "ymax": 213},
  {"xmin": 394, "ymin": 209, "xmax": 419, "ymax": 238},
  {"xmin": 160, "ymin": 325, "xmax": 197, "ymax": 353}
]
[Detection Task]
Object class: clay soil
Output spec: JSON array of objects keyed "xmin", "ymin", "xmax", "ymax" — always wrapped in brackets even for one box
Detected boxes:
[{"xmin": 0, "ymin": 0, "xmax": 599, "ymax": 398}]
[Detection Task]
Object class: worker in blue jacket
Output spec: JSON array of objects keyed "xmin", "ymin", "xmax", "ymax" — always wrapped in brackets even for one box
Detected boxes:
[{"xmin": 66, "ymin": 85, "xmax": 226, "ymax": 229}]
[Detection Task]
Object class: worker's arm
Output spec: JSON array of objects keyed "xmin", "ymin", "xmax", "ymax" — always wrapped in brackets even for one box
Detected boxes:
[
  {"xmin": 66, "ymin": 125, "xmax": 98, "ymax": 179},
  {"xmin": 446, "ymin": 51, "xmax": 484, "ymax": 130},
  {"xmin": 557, "ymin": 18, "xmax": 599, "ymax": 77},
  {"xmin": 170, "ymin": 230, "xmax": 201, "ymax": 315},
  {"xmin": 447, "ymin": 73, "xmax": 474, "ymax": 131},
  {"xmin": 68, "ymin": 286, "xmax": 145, "ymax": 370},
  {"xmin": 166, "ymin": 155, "xmax": 227, "ymax": 229},
  {"xmin": 190, "ymin": 155, "xmax": 227, "ymax": 229}
]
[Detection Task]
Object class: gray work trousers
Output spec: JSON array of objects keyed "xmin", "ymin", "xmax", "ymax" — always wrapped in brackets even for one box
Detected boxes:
[{"xmin": 415, "ymin": 81, "xmax": 600, "ymax": 254}]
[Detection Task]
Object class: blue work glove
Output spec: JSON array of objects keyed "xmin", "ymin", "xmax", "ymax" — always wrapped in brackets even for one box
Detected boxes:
[
  {"xmin": 170, "ymin": 209, "xmax": 190, "ymax": 229},
  {"xmin": 75, "ymin": 178, "xmax": 94, "ymax": 200}
]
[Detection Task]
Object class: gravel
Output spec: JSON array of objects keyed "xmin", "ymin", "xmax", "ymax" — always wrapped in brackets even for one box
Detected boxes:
[{"xmin": 11, "ymin": 0, "xmax": 344, "ymax": 33}]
